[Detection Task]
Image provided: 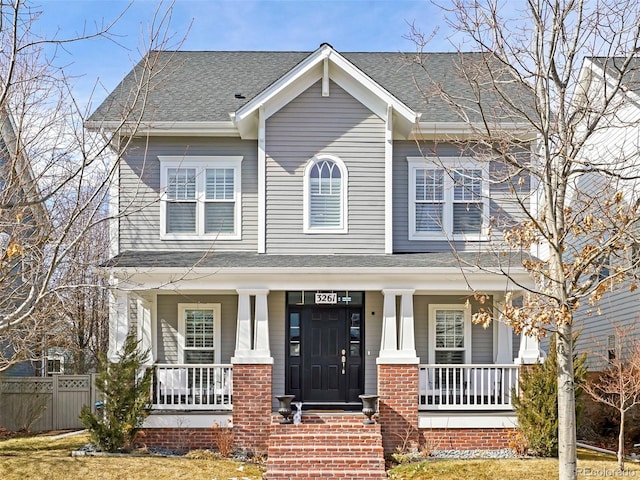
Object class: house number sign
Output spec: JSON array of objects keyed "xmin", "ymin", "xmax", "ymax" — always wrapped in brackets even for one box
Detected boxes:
[{"xmin": 315, "ymin": 292, "xmax": 337, "ymax": 304}]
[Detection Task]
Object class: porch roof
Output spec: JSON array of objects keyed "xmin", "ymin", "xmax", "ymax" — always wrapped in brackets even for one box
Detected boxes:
[{"xmin": 105, "ymin": 250, "xmax": 531, "ymax": 271}]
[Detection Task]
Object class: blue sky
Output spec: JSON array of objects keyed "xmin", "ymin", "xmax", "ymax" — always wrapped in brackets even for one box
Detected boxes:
[{"xmin": 37, "ymin": 0, "xmax": 463, "ymax": 110}]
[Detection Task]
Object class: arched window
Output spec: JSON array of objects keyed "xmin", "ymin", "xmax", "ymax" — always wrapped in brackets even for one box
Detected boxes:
[{"xmin": 304, "ymin": 155, "xmax": 347, "ymax": 233}]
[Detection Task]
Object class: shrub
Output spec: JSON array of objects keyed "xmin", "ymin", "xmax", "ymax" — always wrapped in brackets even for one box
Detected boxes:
[
  {"xmin": 513, "ymin": 333, "xmax": 586, "ymax": 457},
  {"xmin": 80, "ymin": 334, "xmax": 152, "ymax": 452}
]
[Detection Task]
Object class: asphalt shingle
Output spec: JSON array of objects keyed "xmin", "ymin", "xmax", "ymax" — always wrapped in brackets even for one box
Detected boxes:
[{"xmin": 89, "ymin": 49, "xmax": 532, "ymax": 125}]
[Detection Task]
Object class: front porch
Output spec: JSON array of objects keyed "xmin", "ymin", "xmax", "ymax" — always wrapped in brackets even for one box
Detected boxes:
[{"xmin": 106, "ymin": 255, "xmax": 541, "ymax": 453}]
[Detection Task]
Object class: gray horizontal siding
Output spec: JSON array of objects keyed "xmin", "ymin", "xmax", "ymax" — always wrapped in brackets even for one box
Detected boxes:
[
  {"xmin": 265, "ymin": 80, "xmax": 386, "ymax": 254},
  {"xmin": 364, "ymin": 292, "xmax": 383, "ymax": 395},
  {"xmin": 392, "ymin": 141, "xmax": 531, "ymax": 253},
  {"xmin": 119, "ymin": 137, "xmax": 258, "ymax": 252},
  {"xmin": 414, "ymin": 295, "xmax": 493, "ymax": 363},
  {"xmin": 269, "ymin": 291, "xmax": 286, "ymax": 409},
  {"xmin": 575, "ymin": 284, "xmax": 640, "ymax": 370},
  {"xmin": 156, "ymin": 294, "xmax": 237, "ymax": 363}
]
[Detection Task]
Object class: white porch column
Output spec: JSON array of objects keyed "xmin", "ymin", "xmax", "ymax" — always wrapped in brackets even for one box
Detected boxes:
[
  {"xmin": 108, "ymin": 289, "xmax": 129, "ymax": 362},
  {"xmin": 379, "ymin": 290, "xmax": 398, "ymax": 357},
  {"xmin": 515, "ymin": 332, "xmax": 545, "ymax": 364},
  {"xmin": 399, "ymin": 291, "xmax": 416, "ymax": 356},
  {"xmin": 378, "ymin": 289, "xmax": 419, "ymax": 364},
  {"xmin": 233, "ymin": 291, "xmax": 253, "ymax": 358},
  {"xmin": 232, "ymin": 289, "xmax": 273, "ymax": 364},
  {"xmin": 493, "ymin": 299, "xmax": 514, "ymax": 364},
  {"xmin": 253, "ymin": 290, "xmax": 271, "ymax": 359}
]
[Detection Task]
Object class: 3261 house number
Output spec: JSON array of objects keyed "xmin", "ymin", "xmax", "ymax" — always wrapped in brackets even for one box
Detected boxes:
[{"xmin": 315, "ymin": 292, "xmax": 337, "ymax": 304}]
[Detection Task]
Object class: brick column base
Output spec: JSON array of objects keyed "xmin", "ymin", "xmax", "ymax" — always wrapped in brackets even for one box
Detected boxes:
[
  {"xmin": 420, "ymin": 427, "xmax": 517, "ymax": 450},
  {"xmin": 377, "ymin": 363, "xmax": 419, "ymax": 454},
  {"xmin": 232, "ymin": 363, "xmax": 272, "ymax": 455}
]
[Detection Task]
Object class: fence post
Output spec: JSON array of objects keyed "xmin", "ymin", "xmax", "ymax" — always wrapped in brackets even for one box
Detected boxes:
[
  {"xmin": 50, "ymin": 375, "xmax": 57, "ymax": 430},
  {"xmin": 90, "ymin": 373, "xmax": 97, "ymax": 414}
]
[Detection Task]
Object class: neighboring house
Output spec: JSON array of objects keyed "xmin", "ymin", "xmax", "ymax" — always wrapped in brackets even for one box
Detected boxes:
[
  {"xmin": 566, "ymin": 57, "xmax": 640, "ymax": 371},
  {"xmin": 88, "ymin": 44, "xmax": 544, "ymax": 467},
  {"xmin": 0, "ymin": 110, "xmax": 52, "ymax": 377}
]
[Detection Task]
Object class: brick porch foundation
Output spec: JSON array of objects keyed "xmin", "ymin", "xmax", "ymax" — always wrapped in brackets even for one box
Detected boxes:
[
  {"xmin": 419, "ymin": 427, "xmax": 517, "ymax": 450},
  {"xmin": 377, "ymin": 363, "xmax": 419, "ymax": 454},
  {"xmin": 141, "ymin": 427, "xmax": 224, "ymax": 451},
  {"xmin": 232, "ymin": 363, "xmax": 272, "ymax": 454}
]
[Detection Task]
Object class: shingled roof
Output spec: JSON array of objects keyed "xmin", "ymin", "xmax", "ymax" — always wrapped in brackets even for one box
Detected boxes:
[{"xmin": 88, "ymin": 48, "xmax": 532, "ymax": 127}]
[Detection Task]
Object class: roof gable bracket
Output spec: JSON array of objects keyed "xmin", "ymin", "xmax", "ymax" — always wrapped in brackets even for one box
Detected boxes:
[{"xmin": 323, "ymin": 57, "xmax": 330, "ymax": 97}]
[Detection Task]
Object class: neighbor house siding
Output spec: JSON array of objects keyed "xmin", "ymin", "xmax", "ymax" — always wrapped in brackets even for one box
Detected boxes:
[
  {"xmin": 392, "ymin": 141, "xmax": 530, "ymax": 253},
  {"xmin": 155, "ymin": 294, "xmax": 237, "ymax": 363},
  {"xmin": 575, "ymin": 287, "xmax": 640, "ymax": 370},
  {"xmin": 265, "ymin": 80, "xmax": 386, "ymax": 254},
  {"xmin": 119, "ymin": 137, "xmax": 258, "ymax": 252}
]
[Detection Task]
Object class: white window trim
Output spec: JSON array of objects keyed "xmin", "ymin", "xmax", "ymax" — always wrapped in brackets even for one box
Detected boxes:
[
  {"xmin": 428, "ymin": 304, "xmax": 472, "ymax": 364},
  {"xmin": 177, "ymin": 303, "xmax": 222, "ymax": 364},
  {"xmin": 407, "ymin": 157, "xmax": 489, "ymax": 241},
  {"xmin": 46, "ymin": 355, "xmax": 65, "ymax": 375},
  {"xmin": 159, "ymin": 156, "xmax": 243, "ymax": 240},
  {"xmin": 303, "ymin": 154, "xmax": 348, "ymax": 234}
]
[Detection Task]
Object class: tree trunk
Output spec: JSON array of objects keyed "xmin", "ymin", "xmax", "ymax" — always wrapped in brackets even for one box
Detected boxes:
[
  {"xmin": 618, "ymin": 411, "xmax": 625, "ymax": 471},
  {"xmin": 557, "ymin": 322, "xmax": 577, "ymax": 480}
]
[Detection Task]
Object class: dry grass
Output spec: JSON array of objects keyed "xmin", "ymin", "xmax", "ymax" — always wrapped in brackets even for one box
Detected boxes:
[
  {"xmin": 0, "ymin": 433, "xmax": 265, "ymax": 480},
  {"xmin": 389, "ymin": 449, "xmax": 640, "ymax": 480}
]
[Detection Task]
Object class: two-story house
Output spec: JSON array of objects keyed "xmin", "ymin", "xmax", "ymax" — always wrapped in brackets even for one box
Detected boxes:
[
  {"xmin": 565, "ymin": 57, "xmax": 640, "ymax": 370},
  {"xmin": 88, "ymin": 44, "xmax": 543, "ymax": 468},
  {"xmin": 0, "ymin": 109, "xmax": 52, "ymax": 377}
]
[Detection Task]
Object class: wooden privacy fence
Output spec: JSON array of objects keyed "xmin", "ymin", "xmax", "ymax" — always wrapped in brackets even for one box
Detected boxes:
[{"xmin": 0, "ymin": 374, "xmax": 98, "ymax": 432}]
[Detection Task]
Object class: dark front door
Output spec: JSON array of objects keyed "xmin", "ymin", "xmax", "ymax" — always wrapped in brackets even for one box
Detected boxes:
[{"xmin": 287, "ymin": 305, "xmax": 363, "ymax": 406}]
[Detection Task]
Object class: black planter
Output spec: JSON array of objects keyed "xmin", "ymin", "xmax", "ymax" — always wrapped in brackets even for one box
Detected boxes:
[
  {"xmin": 359, "ymin": 394, "xmax": 378, "ymax": 424},
  {"xmin": 275, "ymin": 394, "xmax": 296, "ymax": 424}
]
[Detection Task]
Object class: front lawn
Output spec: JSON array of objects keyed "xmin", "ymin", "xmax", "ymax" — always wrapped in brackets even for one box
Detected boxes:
[
  {"xmin": 389, "ymin": 449, "xmax": 640, "ymax": 480},
  {"xmin": 0, "ymin": 433, "xmax": 265, "ymax": 480},
  {"xmin": 2, "ymin": 432, "xmax": 638, "ymax": 480}
]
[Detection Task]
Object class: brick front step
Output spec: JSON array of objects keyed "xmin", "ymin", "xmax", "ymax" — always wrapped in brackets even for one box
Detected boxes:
[
  {"xmin": 266, "ymin": 414, "xmax": 387, "ymax": 480},
  {"xmin": 266, "ymin": 469, "xmax": 388, "ymax": 480}
]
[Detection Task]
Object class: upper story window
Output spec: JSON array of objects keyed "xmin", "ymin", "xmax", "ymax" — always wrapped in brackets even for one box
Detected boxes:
[
  {"xmin": 303, "ymin": 154, "xmax": 348, "ymax": 233},
  {"xmin": 407, "ymin": 157, "xmax": 488, "ymax": 240},
  {"xmin": 159, "ymin": 156, "xmax": 243, "ymax": 239}
]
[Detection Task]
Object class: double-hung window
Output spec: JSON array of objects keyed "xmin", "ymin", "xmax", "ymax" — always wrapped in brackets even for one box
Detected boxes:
[
  {"xmin": 160, "ymin": 156, "xmax": 242, "ymax": 239},
  {"xmin": 407, "ymin": 157, "xmax": 488, "ymax": 240},
  {"xmin": 178, "ymin": 303, "xmax": 221, "ymax": 364},
  {"xmin": 303, "ymin": 154, "xmax": 348, "ymax": 233}
]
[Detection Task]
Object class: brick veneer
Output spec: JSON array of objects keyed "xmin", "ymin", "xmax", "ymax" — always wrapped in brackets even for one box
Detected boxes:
[
  {"xmin": 141, "ymin": 427, "xmax": 223, "ymax": 451},
  {"xmin": 232, "ymin": 363, "xmax": 272, "ymax": 454},
  {"xmin": 377, "ymin": 363, "xmax": 419, "ymax": 454},
  {"xmin": 420, "ymin": 427, "xmax": 517, "ymax": 450}
]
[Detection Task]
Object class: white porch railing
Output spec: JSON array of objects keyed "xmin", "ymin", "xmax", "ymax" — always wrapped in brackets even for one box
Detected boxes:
[
  {"xmin": 151, "ymin": 364, "xmax": 233, "ymax": 411},
  {"xmin": 419, "ymin": 364, "xmax": 519, "ymax": 411}
]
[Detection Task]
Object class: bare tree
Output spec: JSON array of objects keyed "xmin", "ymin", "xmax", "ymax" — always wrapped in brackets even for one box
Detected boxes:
[
  {"xmin": 582, "ymin": 324, "xmax": 640, "ymax": 471},
  {"xmin": 0, "ymin": 1, "xmax": 181, "ymax": 372},
  {"xmin": 408, "ymin": 1, "xmax": 640, "ymax": 478}
]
